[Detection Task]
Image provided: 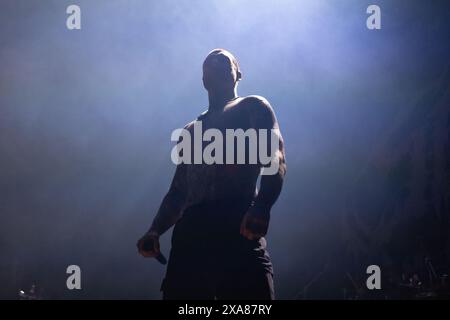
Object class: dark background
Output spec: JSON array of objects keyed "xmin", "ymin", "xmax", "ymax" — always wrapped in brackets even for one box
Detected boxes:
[{"xmin": 0, "ymin": 0, "xmax": 449, "ymax": 299}]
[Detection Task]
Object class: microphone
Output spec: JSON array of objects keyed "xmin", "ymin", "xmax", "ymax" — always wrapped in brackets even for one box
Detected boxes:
[
  {"xmin": 155, "ymin": 253, "xmax": 167, "ymax": 265},
  {"xmin": 141, "ymin": 238, "xmax": 167, "ymax": 265}
]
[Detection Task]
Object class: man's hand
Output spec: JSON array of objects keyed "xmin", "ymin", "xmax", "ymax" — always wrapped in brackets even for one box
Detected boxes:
[
  {"xmin": 240, "ymin": 205, "xmax": 270, "ymax": 240},
  {"xmin": 137, "ymin": 231, "xmax": 160, "ymax": 258}
]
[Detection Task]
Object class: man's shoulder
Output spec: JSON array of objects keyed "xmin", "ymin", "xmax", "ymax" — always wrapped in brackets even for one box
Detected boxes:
[
  {"xmin": 182, "ymin": 120, "xmax": 196, "ymax": 132},
  {"xmin": 240, "ymin": 95, "xmax": 271, "ymax": 107},
  {"xmin": 183, "ymin": 109, "xmax": 207, "ymax": 131},
  {"xmin": 238, "ymin": 95, "xmax": 275, "ymax": 119}
]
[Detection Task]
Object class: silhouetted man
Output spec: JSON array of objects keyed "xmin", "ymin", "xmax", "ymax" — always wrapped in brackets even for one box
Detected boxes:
[{"xmin": 137, "ymin": 49, "xmax": 286, "ymax": 299}]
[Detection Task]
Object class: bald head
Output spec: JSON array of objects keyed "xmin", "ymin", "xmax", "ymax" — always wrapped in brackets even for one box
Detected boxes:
[{"xmin": 202, "ymin": 49, "xmax": 242, "ymax": 93}]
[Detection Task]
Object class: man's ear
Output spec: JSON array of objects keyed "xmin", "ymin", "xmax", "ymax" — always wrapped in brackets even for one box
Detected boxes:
[{"xmin": 236, "ymin": 70, "xmax": 242, "ymax": 81}]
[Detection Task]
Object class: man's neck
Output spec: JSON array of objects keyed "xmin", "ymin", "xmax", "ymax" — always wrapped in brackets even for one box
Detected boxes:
[{"xmin": 208, "ymin": 89, "xmax": 238, "ymax": 112}]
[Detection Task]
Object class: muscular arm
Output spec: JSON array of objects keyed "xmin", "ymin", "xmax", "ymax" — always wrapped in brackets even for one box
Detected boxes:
[
  {"xmin": 148, "ymin": 163, "xmax": 187, "ymax": 236},
  {"xmin": 247, "ymin": 96, "xmax": 286, "ymax": 209},
  {"xmin": 240, "ymin": 96, "xmax": 286, "ymax": 239},
  {"xmin": 255, "ymin": 134, "xmax": 286, "ymax": 210},
  {"xmin": 138, "ymin": 130, "xmax": 189, "ymax": 258}
]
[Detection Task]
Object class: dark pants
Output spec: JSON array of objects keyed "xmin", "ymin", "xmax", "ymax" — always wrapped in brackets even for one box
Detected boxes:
[{"xmin": 161, "ymin": 201, "xmax": 274, "ymax": 300}]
